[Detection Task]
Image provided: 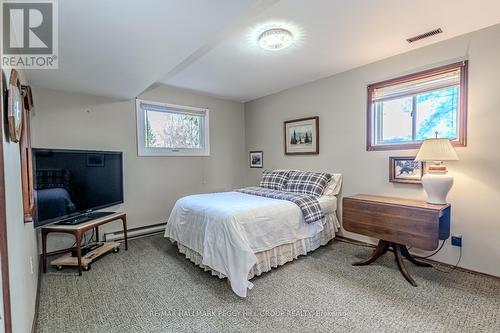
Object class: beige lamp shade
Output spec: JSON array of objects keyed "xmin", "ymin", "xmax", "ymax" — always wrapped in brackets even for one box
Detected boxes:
[{"xmin": 415, "ymin": 138, "xmax": 459, "ymax": 161}]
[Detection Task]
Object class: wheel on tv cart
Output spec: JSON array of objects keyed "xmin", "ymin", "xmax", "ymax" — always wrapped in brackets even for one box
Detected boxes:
[
  {"xmin": 113, "ymin": 247, "xmax": 120, "ymax": 253},
  {"xmin": 56, "ymin": 265, "xmax": 63, "ymax": 271},
  {"xmin": 83, "ymin": 265, "xmax": 91, "ymax": 271}
]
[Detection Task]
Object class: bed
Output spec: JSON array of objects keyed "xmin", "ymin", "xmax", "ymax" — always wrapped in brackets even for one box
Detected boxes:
[{"xmin": 165, "ymin": 171, "xmax": 342, "ymax": 297}]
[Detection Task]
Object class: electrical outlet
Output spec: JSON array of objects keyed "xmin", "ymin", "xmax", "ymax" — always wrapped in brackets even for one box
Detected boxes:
[{"xmin": 451, "ymin": 235, "xmax": 462, "ymax": 247}]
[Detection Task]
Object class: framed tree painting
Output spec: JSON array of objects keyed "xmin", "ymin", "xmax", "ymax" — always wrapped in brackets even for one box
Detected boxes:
[
  {"xmin": 284, "ymin": 116, "xmax": 319, "ymax": 155},
  {"xmin": 389, "ymin": 156, "xmax": 426, "ymax": 184},
  {"xmin": 249, "ymin": 151, "xmax": 263, "ymax": 168}
]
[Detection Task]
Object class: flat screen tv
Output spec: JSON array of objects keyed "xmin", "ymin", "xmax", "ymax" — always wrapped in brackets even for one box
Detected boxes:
[{"xmin": 33, "ymin": 148, "xmax": 123, "ymax": 227}]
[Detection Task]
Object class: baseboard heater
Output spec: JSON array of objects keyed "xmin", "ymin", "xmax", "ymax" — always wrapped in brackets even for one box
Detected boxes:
[{"xmin": 104, "ymin": 222, "xmax": 166, "ymax": 242}]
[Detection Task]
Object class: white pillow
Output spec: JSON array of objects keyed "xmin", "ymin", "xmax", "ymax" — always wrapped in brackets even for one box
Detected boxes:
[{"xmin": 322, "ymin": 174, "xmax": 342, "ymax": 196}]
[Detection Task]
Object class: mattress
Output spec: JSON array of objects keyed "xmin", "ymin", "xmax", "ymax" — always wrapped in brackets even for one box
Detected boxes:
[
  {"xmin": 165, "ymin": 191, "xmax": 339, "ymax": 297},
  {"xmin": 176, "ymin": 212, "xmax": 339, "ymax": 281},
  {"xmin": 318, "ymin": 195, "xmax": 337, "ymax": 214}
]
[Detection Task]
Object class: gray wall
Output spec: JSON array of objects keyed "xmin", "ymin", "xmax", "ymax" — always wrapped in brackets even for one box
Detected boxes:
[
  {"xmin": 31, "ymin": 84, "xmax": 247, "ymax": 251},
  {"xmin": 245, "ymin": 24, "xmax": 500, "ymax": 277},
  {"xmin": 2, "ymin": 69, "xmax": 39, "ymax": 333}
]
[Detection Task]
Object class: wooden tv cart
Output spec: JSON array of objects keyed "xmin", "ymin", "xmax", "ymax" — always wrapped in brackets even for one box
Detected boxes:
[{"xmin": 41, "ymin": 212, "xmax": 128, "ymax": 276}]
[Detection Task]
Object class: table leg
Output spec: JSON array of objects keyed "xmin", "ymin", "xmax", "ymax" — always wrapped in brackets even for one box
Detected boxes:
[
  {"xmin": 42, "ymin": 229, "xmax": 48, "ymax": 273},
  {"xmin": 394, "ymin": 244, "xmax": 417, "ymax": 287},
  {"xmin": 400, "ymin": 245, "xmax": 433, "ymax": 267},
  {"xmin": 75, "ymin": 231, "xmax": 82, "ymax": 276},
  {"xmin": 94, "ymin": 226, "xmax": 99, "ymax": 243},
  {"xmin": 352, "ymin": 240, "xmax": 389, "ymax": 266},
  {"xmin": 122, "ymin": 216, "xmax": 128, "ymax": 251}
]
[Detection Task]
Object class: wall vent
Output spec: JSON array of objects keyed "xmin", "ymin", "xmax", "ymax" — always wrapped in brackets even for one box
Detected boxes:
[{"xmin": 406, "ymin": 28, "xmax": 443, "ymax": 43}]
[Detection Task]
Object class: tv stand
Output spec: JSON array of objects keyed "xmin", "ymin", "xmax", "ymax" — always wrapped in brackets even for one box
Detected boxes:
[
  {"xmin": 57, "ymin": 211, "xmax": 115, "ymax": 225},
  {"xmin": 41, "ymin": 212, "xmax": 128, "ymax": 276}
]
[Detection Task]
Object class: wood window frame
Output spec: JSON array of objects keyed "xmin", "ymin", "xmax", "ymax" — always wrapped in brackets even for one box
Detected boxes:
[{"xmin": 366, "ymin": 61, "xmax": 468, "ymax": 151}]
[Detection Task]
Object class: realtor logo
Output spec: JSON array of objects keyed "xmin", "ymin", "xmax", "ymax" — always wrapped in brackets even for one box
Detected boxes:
[{"xmin": 1, "ymin": 0, "xmax": 58, "ymax": 69}]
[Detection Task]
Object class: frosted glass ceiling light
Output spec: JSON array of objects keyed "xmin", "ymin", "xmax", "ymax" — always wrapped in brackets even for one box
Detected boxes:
[{"xmin": 258, "ymin": 28, "xmax": 293, "ymax": 51}]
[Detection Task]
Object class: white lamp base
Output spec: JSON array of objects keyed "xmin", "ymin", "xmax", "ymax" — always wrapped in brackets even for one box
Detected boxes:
[{"xmin": 421, "ymin": 173, "xmax": 454, "ymax": 205}]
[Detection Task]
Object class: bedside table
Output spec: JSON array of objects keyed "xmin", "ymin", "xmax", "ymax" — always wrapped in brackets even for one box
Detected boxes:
[{"xmin": 342, "ymin": 194, "xmax": 451, "ymax": 286}]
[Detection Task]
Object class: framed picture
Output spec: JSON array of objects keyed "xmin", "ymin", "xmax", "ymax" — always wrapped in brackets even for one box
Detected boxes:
[
  {"xmin": 284, "ymin": 116, "xmax": 319, "ymax": 155},
  {"xmin": 249, "ymin": 151, "xmax": 263, "ymax": 168},
  {"xmin": 389, "ymin": 156, "xmax": 426, "ymax": 184}
]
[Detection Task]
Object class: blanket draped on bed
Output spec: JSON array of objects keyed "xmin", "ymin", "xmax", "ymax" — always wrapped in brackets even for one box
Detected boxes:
[
  {"xmin": 165, "ymin": 191, "xmax": 329, "ymax": 297},
  {"xmin": 237, "ymin": 186, "xmax": 324, "ymax": 223}
]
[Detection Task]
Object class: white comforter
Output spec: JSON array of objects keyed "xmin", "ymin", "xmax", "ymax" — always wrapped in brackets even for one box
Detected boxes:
[{"xmin": 164, "ymin": 191, "xmax": 335, "ymax": 297}]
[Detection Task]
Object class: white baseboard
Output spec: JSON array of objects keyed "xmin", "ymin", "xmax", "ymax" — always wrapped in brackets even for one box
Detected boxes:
[{"xmin": 104, "ymin": 223, "xmax": 166, "ymax": 242}]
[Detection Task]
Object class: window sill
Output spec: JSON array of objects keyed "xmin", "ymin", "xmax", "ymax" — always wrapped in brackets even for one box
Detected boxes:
[
  {"xmin": 367, "ymin": 140, "xmax": 466, "ymax": 151},
  {"xmin": 138, "ymin": 150, "xmax": 210, "ymax": 157},
  {"xmin": 138, "ymin": 155, "xmax": 211, "ymax": 157}
]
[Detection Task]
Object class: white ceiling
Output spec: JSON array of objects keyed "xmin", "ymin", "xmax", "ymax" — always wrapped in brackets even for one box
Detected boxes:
[
  {"xmin": 26, "ymin": 0, "xmax": 256, "ymax": 98},
  {"xmin": 27, "ymin": 0, "xmax": 500, "ymax": 102}
]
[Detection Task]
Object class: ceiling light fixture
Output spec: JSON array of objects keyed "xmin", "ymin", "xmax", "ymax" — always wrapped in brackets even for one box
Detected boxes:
[{"xmin": 258, "ymin": 28, "xmax": 293, "ymax": 51}]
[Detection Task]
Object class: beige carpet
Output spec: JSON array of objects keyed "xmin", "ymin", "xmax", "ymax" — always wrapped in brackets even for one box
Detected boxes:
[{"xmin": 36, "ymin": 235, "xmax": 500, "ymax": 333}]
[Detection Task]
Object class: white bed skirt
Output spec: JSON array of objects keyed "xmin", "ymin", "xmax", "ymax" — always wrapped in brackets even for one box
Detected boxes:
[{"xmin": 174, "ymin": 213, "xmax": 340, "ymax": 280}]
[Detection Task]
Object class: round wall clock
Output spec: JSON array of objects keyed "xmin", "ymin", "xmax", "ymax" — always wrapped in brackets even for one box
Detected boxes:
[{"xmin": 8, "ymin": 69, "xmax": 23, "ymax": 142}]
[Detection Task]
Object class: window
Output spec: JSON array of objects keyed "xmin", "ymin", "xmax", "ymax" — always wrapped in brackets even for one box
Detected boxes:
[
  {"xmin": 136, "ymin": 99, "xmax": 210, "ymax": 156},
  {"xmin": 367, "ymin": 61, "xmax": 468, "ymax": 150}
]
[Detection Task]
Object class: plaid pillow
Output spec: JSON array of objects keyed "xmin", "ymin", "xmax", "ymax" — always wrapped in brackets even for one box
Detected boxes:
[
  {"xmin": 259, "ymin": 170, "xmax": 291, "ymax": 191},
  {"xmin": 284, "ymin": 171, "xmax": 332, "ymax": 197}
]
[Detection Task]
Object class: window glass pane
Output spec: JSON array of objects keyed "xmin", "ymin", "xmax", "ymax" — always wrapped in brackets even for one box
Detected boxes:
[
  {"xmin": 415, "ymin": 86, "xmax": 458, "ymax": 141},
  {"xmin": 379, "ymin": 96, "xmax": 413, "ymax": 143},
  {"xmin": 145, "ymin": 109, "xmax": 203, "ymax": 149}
]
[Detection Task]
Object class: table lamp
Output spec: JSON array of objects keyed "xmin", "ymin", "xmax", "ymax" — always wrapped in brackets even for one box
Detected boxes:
[{"xmin": 415, "ymin": 138, "xmax": 459, "ymax": 204}]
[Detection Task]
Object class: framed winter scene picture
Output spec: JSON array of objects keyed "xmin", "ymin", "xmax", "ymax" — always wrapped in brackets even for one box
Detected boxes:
[
  {"xmin": 389, "ymin": 156, "xmax": 426, "ymax": 184},
  {"xmin": 284, "ymin": 116, "xmax": 319, "ymax": 155},
  {"xmin": 249, "ymin": 151, "xmax": 263, "ymax": 168}
]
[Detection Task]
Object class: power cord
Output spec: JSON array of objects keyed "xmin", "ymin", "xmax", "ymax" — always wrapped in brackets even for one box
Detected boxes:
[
  {"xmin": 70, "ymin": 229, "xmax": 95, "ymax": 249},
  {"xmin": 87, "ymin": 229, "xmax": 95, "ymax": 245},
  {"xmin": 414, "ymin": 239, "xmax": 446, "ymax": 259},
  {"xmin": 411, "ymin": 239, "xmax": 463, "ymax": 274},
  {"xmin": 431, "ymin": 246, "xmax": 462, "ymax": 273}
]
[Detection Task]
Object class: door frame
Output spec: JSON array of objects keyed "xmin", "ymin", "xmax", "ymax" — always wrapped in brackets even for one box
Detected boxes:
[{"xmin": 0, "ymin": 60, "xmax": 13, "ymax": 333}]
